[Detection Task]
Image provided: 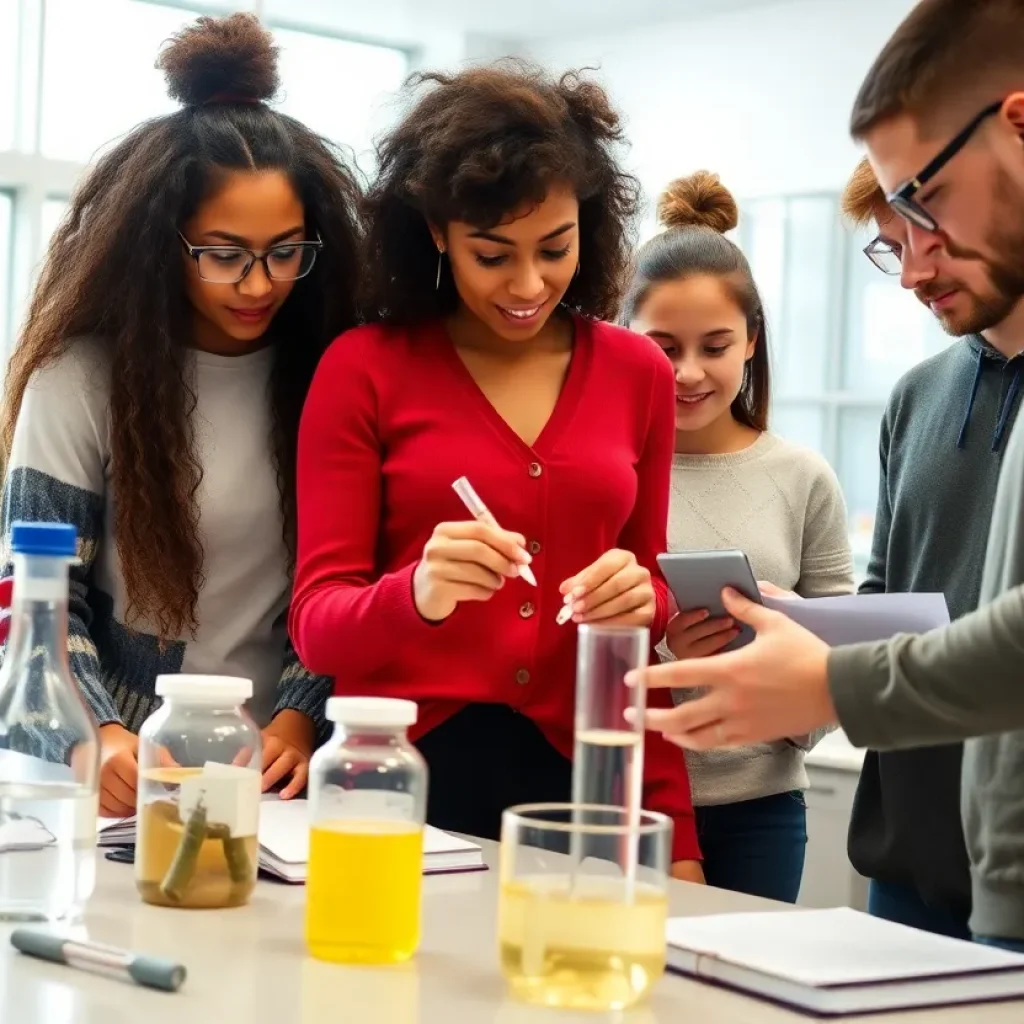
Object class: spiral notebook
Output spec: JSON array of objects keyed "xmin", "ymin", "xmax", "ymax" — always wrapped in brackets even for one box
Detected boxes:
[
  {"xmin": 98, "ymin": 797, "xmax": 485, "ymax": 882},
  {"xmin": 666, "ymin": 908, "xmax": 1024, "ymax": 1016}
]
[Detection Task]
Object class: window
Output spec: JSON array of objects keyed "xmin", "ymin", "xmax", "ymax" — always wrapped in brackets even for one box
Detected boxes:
[
  {"xmin": 40, "ymin": 1, "xmax": 239, "ymax": 163},
  {"xmin": 40, "ymin": 2, "xmax": 407, "ymax": 167},
  {"xmin": 272, "ymin": 28, "xmax": 408, "ymax": 172},
  {"xmin": 842, "ymin": 224, "xmax": 952, "ymax": 394},
  {"xmin": 41, "ymin": 198, "xmax": 69, "ymax": 253},
  {"xmin": 741, "ymin": 195, "xmax": 836, "ymax": 398},
  {"xmin": 0, "ymin": 192, "xmax": 13, "ymax": 353},
  {"xmin": 778, "ymin": 196, "xmax": 836, "ymax": 396},
  {"xmin": 738, "ymin": 194, "xmax": 944, "ymax": 581},
  {"xmin": 772, "ymin": 405, "xmax": 826, "ymax": 456},
  {"xmin": 838, "ymin": 406, "xmax": 886, "ymax": 572},
  {"xmin": 0, "ymin": 3, "xmax": 17, "ymax": 151}
]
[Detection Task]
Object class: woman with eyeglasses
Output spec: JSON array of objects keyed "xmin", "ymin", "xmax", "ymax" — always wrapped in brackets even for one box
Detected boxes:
[
  {"xmin": 0, "ymin": 14, "xmax": 361, "ymax": 816},
  {"xmin": 289, "ymin": 63, "xmax": 704, "ymax": 881}
]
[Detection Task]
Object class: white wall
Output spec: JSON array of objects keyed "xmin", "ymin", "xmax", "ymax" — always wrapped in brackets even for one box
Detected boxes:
[{"xmin": 523, "ymin": 0, "xmax": 917, "ymax": 222}]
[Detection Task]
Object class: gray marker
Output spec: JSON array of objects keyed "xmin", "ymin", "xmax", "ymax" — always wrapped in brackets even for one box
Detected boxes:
[{"xmin": 11, "ymin": 928, "xmax": 186, "ymax": 993}]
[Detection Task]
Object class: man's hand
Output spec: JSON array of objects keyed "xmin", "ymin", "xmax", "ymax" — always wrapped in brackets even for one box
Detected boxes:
[
  {"xmin": 627, "ymin": 588, "xmax": 837, "ymax": 748},
  {"xmin": 261, "ymin": 710, "xmax": 315, "ymax": 799}
]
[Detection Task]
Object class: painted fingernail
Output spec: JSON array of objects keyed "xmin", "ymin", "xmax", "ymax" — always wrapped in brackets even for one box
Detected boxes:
[
  {"xmin": 623, "ymin": 708, "xmax": 637, "ymax": 724},
  {"xmin": 555, "ymin": 604, "xmax": 574, "ymax": 625},
  {"xmin": 624, "ymin": 670, "xmax": 639, "ymax": 687},
  {"xmin": 518, "ymin": 549, "xmax": 532, "ymax": 564}
]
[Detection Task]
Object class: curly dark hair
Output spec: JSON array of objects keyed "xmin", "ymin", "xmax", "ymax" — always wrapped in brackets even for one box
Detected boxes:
[
  {"xmin": 361, "ymin": 61, "xmax": 640, "ymax": 324},
  {"xmin": 0, "ymin": 13, "xmax": 362, "ymax": 640}
]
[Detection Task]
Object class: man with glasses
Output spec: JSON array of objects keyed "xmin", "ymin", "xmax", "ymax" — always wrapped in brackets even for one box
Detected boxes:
[
  {"xmin": 842, "ymin": 158, "xmax": 1023, "ymax": 940},
  {"xmin": 629, "ymin": 0, "xmax": 1024, "ymax": 951}
]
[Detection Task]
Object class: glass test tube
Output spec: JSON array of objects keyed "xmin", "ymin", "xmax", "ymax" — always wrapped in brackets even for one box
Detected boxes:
[{"xmin": 571, "ymin": 624, "xmax": 649, "ymax": 814}]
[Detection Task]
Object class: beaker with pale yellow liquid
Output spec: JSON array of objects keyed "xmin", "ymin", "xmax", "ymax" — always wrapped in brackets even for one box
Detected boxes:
[{"xmin": 498, "ymin": 803, "xmax": 671, "ymax": 1011}]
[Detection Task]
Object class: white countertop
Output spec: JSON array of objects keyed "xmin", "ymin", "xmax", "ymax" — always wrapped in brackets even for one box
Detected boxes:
[
  {"xmin": 3, "ymin": 840, "xmax": 1023, "ymax": 1024},
  {"xmin": 805, "ymin": 729, "xmax": 866, "ymax": 773}
]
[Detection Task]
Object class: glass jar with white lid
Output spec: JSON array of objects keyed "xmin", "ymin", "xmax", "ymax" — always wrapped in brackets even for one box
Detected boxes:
[{"xmin": 135, "ymin": 674, "xmax": 262, "ymax": 909}]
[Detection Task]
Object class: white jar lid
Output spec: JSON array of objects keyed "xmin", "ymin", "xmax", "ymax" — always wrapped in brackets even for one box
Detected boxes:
[
  {"xmin": 326, "ymin": 697, "xmax": 418, "ymax": 727},
  {"xmin": 155, "ymin": 674, "xmax": 253, "ymax": 704}
]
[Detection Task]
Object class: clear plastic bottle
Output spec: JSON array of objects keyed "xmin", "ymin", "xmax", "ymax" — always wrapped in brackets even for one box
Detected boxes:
[
  {"xmin": 0, "ymin": 522, "xmax": 100, "ymax": 922},
  {"xmin": 135, "ymin": 675, "xmax": 262, "ymax": 909},
  {"xmin": 306, "ymin": 697, "xmax": 428, "ymax": 964}
]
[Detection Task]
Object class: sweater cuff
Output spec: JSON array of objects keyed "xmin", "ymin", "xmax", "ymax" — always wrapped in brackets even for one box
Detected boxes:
[
  {"xmin": 827, "ymin": 642, "xmax": 890, "ymax": 748},
  {"xmin": 373, "ymin": 560, "xmax": 462, "ymax": 636}
]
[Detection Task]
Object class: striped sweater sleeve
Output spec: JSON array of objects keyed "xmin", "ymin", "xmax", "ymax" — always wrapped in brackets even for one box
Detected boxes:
[
  {"xmin": 1, "ymin": 344, "xmax": 121, "ymax": 726},
  {"xmin": 273, "ymin": 611, "xmax": 333, "ymax": 743}
]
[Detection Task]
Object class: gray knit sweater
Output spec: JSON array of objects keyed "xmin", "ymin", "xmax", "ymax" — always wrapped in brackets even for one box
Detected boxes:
[
  {"xmin": 664, "ymin": 432, "xmax": 855, "ymax": 806},
  {"xmin": 0, "ymin": 338, "xmax": 331, "ymax": 735}
]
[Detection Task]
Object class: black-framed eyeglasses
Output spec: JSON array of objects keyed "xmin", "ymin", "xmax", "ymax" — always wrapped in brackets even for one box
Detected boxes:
[
  {"xmin": 887, "ymin": 99, "xmax": 1003, "ymax": 232},
  {"xmin": 863, "ymin": 236, "xmax": 902, "ymax": 275},
  {"xmin": 179, "ymin": 233, "xmax": 323, "ymax": 284}
]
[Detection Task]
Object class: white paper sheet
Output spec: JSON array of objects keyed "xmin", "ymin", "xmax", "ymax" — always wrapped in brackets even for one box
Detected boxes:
[{"xmin": 761, "ymin": 592, "xmax": 949, "ymax": 646}]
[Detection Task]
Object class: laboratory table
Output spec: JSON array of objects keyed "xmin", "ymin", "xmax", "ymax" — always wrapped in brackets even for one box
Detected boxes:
[{"xmin": 3, "ymin": 838, "xmax": 1024, "ymax": 1024}]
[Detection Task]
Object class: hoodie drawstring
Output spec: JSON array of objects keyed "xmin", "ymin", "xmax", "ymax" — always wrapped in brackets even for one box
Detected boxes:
[
  {"xmin": 992, "ymin": 359, "xmax": 1023, "ymax": 452},
  {"xmin": 957, "ymin": 347, "xmax": 985, "ymax": 449}
]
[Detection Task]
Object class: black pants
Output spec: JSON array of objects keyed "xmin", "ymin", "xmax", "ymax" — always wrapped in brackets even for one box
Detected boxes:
[{"xmin": 415, "ymin": 703, "xmax": 571, "ymax": 841}]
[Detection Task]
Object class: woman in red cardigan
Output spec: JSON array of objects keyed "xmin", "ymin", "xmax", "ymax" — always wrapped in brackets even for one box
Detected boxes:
[{"xmin": 290, "ymin": 63, "xmax": 702, "ymax": 880}]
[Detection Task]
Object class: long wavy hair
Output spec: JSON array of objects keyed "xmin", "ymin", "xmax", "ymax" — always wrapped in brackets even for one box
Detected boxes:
[{"xmin": 0, "ymin": 14, "xmax": 362, "ymax": 639}]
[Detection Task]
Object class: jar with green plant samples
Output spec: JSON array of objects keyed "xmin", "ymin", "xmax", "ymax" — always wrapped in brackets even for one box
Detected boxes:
[{"xmin": 135, "ymin": 676, "xmax": 262, "ymax": 909}]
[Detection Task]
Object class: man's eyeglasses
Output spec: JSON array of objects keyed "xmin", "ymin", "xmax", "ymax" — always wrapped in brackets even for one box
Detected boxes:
[
  {"xmin": 179, "ymin": 233, "xmax": 323, "ymax": 284},
  {"xmin": 864, "ymin": 237, "xmax": 901, "ymax": 275},
  {"xmin": 887, "ymin": 99, "xmax": 1003, "ymax": 232}
]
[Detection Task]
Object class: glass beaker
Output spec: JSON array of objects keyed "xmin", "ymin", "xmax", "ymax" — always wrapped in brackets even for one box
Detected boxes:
[
  {"xmin": 572, "ymin": 625, "xmax": 649, "ymax": 813},
  {"xmin": 498, "ymin": 802, "xmax": 671, "ymax": 1011}
]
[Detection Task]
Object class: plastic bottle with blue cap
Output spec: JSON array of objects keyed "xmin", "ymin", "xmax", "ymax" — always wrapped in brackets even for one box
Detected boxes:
[{"xmin": 0, "ymin": 521, "xmax": 101, "ymax": 922}]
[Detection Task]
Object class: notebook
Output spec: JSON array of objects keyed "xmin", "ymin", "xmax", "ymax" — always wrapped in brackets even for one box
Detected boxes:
[
  {"xmin": 98, "ymin": 797, "xmax": 486, "ymax": 882},
  {"xmin": 666, "ymin": 907, "xmax": 1024, "ymax": 1016}
]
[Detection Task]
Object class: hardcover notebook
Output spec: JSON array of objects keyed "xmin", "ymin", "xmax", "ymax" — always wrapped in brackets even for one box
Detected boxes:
[
  {"xmin": 99, "ymin": 797, "xmax": 486, "ymax": 882},
  {"xmin": 666, "ymin": 907, "xmax": 1024, "ymax": 1016}
]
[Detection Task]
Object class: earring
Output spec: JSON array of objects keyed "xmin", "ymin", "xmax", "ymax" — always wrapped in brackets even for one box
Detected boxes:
[{"xmin": 436, "ymin": 248, "xmax": 445, "ymax": 291}]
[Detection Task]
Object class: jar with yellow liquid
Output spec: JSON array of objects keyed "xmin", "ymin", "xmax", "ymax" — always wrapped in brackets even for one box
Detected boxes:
[
  {"xmin": 135, "ymin": 675, "xmax": 262, "ymax": 909},
  {"xmin": 305, "ymin": 697, "xmax": 427, "ymax": 965}
]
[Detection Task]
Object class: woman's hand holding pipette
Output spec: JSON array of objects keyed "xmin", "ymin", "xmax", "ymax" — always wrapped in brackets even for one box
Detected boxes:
[
  {"xmin": 413, "ymin": 520, "xmax": 533, "ymax": 622},
  {"xmin": 557, "ymin": 549, "xmax": 655, "ymax": 626}
]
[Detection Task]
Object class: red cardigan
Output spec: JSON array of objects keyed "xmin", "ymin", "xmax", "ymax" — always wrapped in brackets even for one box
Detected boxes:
[{"xmin": 290, "ymin": 316, "xmax": 699, "ymax": 861}]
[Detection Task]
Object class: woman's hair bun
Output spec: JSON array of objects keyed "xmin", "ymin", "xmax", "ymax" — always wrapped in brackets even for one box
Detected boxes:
[
  {"xmin": 157, "ymin": 13, "xmax": 279, "ymax": 108},
  {"xmin": 657, "ymin": 171, "xmax": 739, "ymax": 234}
]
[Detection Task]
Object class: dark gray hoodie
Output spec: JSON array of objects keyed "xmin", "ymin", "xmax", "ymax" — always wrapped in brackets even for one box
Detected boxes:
[
  {"xmin": 830, "ymin": 337, "xmax": 1024, "ymax": 941},
  {"xmin": 849, "ymin": 336, "xmax": 1023, "ymax": 923}
]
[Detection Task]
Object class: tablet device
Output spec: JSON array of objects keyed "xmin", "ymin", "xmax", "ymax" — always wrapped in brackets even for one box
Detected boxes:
[{"xmin": 656, "ymin": 550, "xmax": 762, "ymax": 651}]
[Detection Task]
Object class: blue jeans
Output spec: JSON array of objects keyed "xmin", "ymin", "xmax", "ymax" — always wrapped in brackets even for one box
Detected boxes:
[
  {"xmin": 695, "ymin": 791, "xmax": 807, "ymax": 903},
  {"xmin": 975, "ymin": 935, "xmax": 1024, "ymax": 953},
  {"xmin": 867, "ymin": 879, "xmax": 971, "ymax": 940}
]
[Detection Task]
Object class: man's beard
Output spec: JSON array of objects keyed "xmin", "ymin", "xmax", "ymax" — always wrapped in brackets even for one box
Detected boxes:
[{"xmin": 931, "ymin": 167, "xmax": 1024, "ymax": 336}]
